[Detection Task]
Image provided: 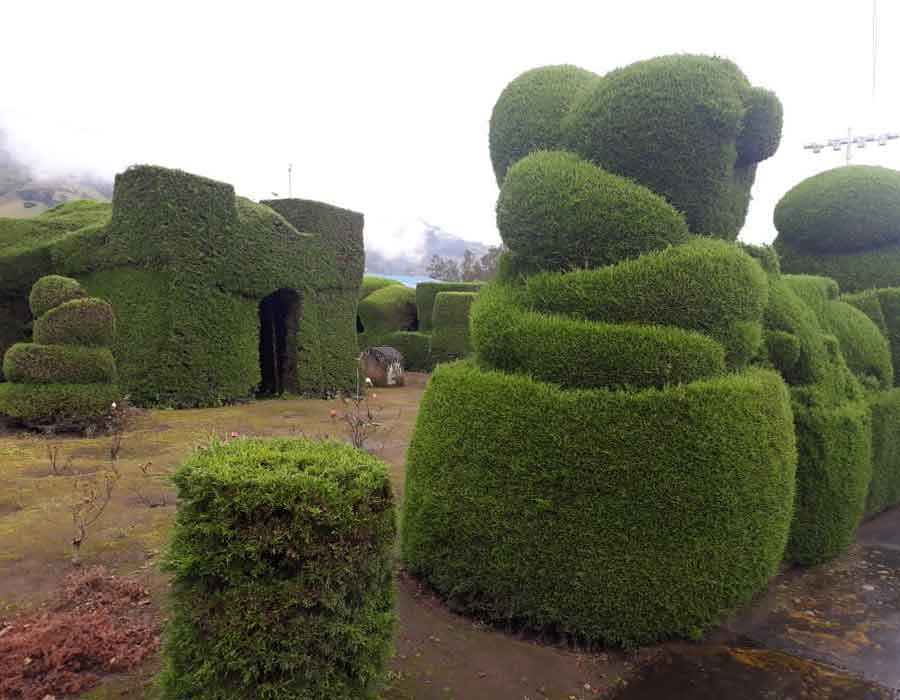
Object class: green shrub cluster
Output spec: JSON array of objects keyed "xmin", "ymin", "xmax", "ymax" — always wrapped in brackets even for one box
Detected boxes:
[
  {"xmin": 0, "ymin": 166, "xmax": 365, "ymax": 407},
  {"xmin": 496, "ymin": 151, "xmax": 688, "ymax": 273},
  {"xmin": 867, "ymin": 389, "xmax": 900, "ymax": 515},
  {"xmin": 403, "ymin": 363, "xmax": 796, "ymax": 645},
  {"xmin": 523, "ymin": 238, "xmax": 768, "ymax": 367},
  {"xmin": 489, "ymin": 55, "xmax": 783, "ymax": 239},
  {"xmin": 160, "ymin": 438, "xmax": 395, "ymax": 700},
  {"xmin": 0, "ymin": 275, "xmax": 120, "ymax": 428},
  {"xmin": 360, "ymin": 275, "xmax": 401, "ymax": 300},
  {"xmin": 846, "ymin": 288, "xmax": 900, "ymax": 388},
  {"xmin": 415, "ymin": 282, "xmax": 483, "ymax": 332},
  {"xmin": 357, "ymin": 284, "xmax": 417, "ymax": 337},
  {"xmin": 429, "ymin": 292, "xmax": 477, "ymax": 363},
  {"xmin": 382, "ymin": 331, "xmax": 433, "ymax": 372},
  {"xmin": 472, "ymin": 282, "xmax": 725, "ymax": 390}
]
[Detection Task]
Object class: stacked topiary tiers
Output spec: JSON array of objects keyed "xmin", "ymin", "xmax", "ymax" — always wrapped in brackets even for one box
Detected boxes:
[
  {"xmin": 0, "ymin": 275, "xmax": 120, "ymax": 428},
  {"xmin": 403, "ymin": 55, "xmax": 798, "ymax": 645}
]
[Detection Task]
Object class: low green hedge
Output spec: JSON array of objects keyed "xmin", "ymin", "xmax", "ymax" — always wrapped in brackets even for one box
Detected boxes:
[
  {"xmin": 416, "ymin": 282, "xmax": 482, "ymax": 332},
  {"xmin": 430, "ymin": 292, "xmax": 477, "ymax": 364},
  {"xmin": 3, "ymin": 343, "xmax": 116, "ymax": 384},
  {"xmin": 523, "ymin": 239, "xmax": 768, "ymax": 367},
  {"xmin": 776, "ymin": 237, "xmax": 900, "ymax": 293},
  {"xmin": 382, "ymin": 331, "xmax": 433, "ymax": 372},
  {"xmin": 472, "ymin": 283, "xmax": 725, "ymax": 389},
  {"xmin": 867, "ymin": 389, "xmax": 900, "ymax": 515},
  {"xmin": 496, "ymin": 151, "xmax": 689, "ymax": 273},
  {"xmin": 357, "ymin": 284, "xmax": 417, "ymax": 336},
  {"xmin": 846, "ymin": 288, "xmax": 900, "ymax": 388},
  {"xmin": 843, "ymin": 289, "xmax": 887, "ymax": 334},
  {"xmin": 0, "ymin": 382, "xmax": 120, "ymax": 428},
  {"xmin": 32, "ymin": 297, "xmax": 115, "ymax": 347},
  {"xmin": 774, "ymin": 166, "xmax": 900, "ymax": 255},
  {"xmin": 403, "ymin": 362, "xmax": 796, "ymax": 645},
  {"xmin": 788, "ymin": 397, "xmax": 872, "ymax": 565},
  {"xmin": 28, "ymin": 274, "xmax": 86, "ymax": 318},
  {"xmin": 160, "ymin": 438, "xmax": 395, "ymax": 700},
  {"xmin": 360, "ymin": 275, "xmax": 401, "ymax": 300}
]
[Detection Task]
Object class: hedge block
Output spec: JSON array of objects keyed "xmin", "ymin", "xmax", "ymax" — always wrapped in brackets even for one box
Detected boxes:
[
  {"xmin": 429, "ymin": 292, "xmax": 477, "ymax": 363},
  {"xmin": 416, "ymin": 282, "xmax": 482, "ymax": 332},
  {"xmin": 3, "ymin": 343, "xmax": 116, "ymax": 385},
  {"xmin": 32, "ymin": 297, "xmax": 115, "ymax": 348}
]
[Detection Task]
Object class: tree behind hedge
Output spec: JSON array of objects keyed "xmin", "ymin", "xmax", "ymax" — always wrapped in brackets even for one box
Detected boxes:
[{"xmin": 160, "ymin": 438, "xmax": 395, "ymax": 700}]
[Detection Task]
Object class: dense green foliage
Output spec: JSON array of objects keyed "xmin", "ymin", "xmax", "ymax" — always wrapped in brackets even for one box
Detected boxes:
[
  {"xmin": 776, "ymin": 240, "xmax": 900, "ymax": 293},
  {"xmin": 28, "ymin": 274, "xmax": 86, "ymax": 318},
  {"xmin": 382, "ymin": 331, "xmax": 433, "ymax": 372},
  {"xmin": 160, "ymin": 438, "xmax": 395, "ymax": 699},
  {"xmin": 415, "ymin": 282, "xmax": 483, "ymax": 332},
  {"xmin": 523, "ymin": 239, "xmax": 768, "ymax": 367},
  {"xmin": 489, "ymin": 65, "xmax": 595, "ymax": 184},
  {"xmin": 846, "ymin": 288, "xmax": 900, "ymax": 387},
  {"xmin": 0, "ymin": 382, "xmax": 119, "ymax": 428},
  {"xmin": 471, "ymin": 282, "xmax": 725, "ymax": 389},
  {"xmin": 867, "ymin": 389, "xmax": 900, "ymax": 515},
  {"xmin": 3, "ymin": 343, "xmax": 116, "ymax": 384},
  {"xmin": 0, "ymin": 166, "xmax": 365, "ymax": 407},
  {"xmin": 429, "ymin": 292, "xmax": 477, "ymax": 363},
  {"xmin": 33, "ymin": 297, "xmax": 116, "ymax": 347},
  {"xmin": 736, "ymin": 87, "xmax": 784, "ymax": 166},
  {"xmin": 403, "ymin": 363, "xmax": 796, "ymax": 645},
  {"xmin": 360, "ymin": 275, "xmax": 401, "ymax": 300},
  {"xmin": 496, "ymin": 151, "xmax": 689, "ymax": 273},
  {"xmin": 357, "ymin": 284, "xmax": 417, "ymax": 337}
]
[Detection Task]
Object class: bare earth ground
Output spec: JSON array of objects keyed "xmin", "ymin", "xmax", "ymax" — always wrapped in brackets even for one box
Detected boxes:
[{"xmin": 0, "ymin": 371, "xmax": 898, "ymax": 699}]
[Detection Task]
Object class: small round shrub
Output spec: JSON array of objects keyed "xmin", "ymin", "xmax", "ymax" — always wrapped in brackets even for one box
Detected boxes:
[
  {"xmin": 160, "ymin": 438, "xmax": 395, "ymax": 700},
  {"xmin": 430, "ymin": 292, "xmax": 477, "ymax": 363},
  {"xmin": 357, "ymin": 284, "xmax": 417, "ymax": 337},
  {"xmin": 496, "ymin": 151, "xmax": 689, "ymax": 272},
  {"xmin": 774, "ymin": 166, "xmax": 900, "ymax": 255},
  {"xmin": 472, "ymin": 282, "xmax": 725, "ymax": 389},
  {"xmin": 489, "ymin": 65, "xmax": 595, "ymax": 184},
  {"xmin": 522, "ymin": 238, "xmax": 768, "ymax": 367},
  {"xmin": 402, "ymin": 362, "xmax": 796, "ymax": 645},
  {"xmin": 3, "ymin": 343, "xmax": 116, "ymax": 385},
  {"xmin": 33, "ymin": 298, "xmax": 115, "ymax": 347},
  {"xmin": 0, "ymin": 382, "xmax": 120, "ymax": 428},
  {"xmin": 29, "ymin": 275, "xmax": 86, "ymax": 318}
]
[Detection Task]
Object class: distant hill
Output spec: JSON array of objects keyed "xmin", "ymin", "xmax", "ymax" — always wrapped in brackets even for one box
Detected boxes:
[
  {"xmin": 365, "ymin": 220, "xmax": 491, "ymax": 275},
  {"xmin": 0, "ymin": 129, "xmax": 112, "ymax": 218}
]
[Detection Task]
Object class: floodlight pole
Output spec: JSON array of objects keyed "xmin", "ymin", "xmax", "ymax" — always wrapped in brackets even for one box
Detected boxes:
[{"xmin": 288, "ymin": 163, "xmax": 293, "ymax": 198}]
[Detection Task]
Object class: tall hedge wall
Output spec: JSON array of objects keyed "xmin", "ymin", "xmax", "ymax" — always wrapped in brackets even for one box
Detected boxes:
[
  {"xmin": 161, "ymin": 438, "xmax": 395, "ymax": 699},
  {"xmin": 415, "ymin": 282, "xmax": 483, "ymax": 332},
  {"xmin": 403, "ymin": 363, "xmax": 796, "ymax": 645},
  {"xmin": 429, "ymin": 292, "xmax": 478, "ymax": 364}
]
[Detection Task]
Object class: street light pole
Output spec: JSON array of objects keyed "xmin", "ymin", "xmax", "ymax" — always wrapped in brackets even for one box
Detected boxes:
[{"xmin": 288, "ymin": 163, "xmax": 293, "ymax": 199}]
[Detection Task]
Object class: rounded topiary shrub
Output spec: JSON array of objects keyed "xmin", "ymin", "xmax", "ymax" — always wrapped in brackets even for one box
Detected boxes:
[
  {"xmin": 357, "ymin": 284, "xmax": 417, "ymax": 338},
  {"xmin": 28, "ymin": 275, "xmax": 86, "ymax": 318},
  {"xmin": 497, "ymin": 151, "xmax": 689, "ymax": 272},
  {"xmin": 402, "ymin": 362, "xmax": 796, "ymax": 645},
  {"xmin": 360, "ymin": 275, "xmax": 402, "ymax": 300},
  {"xmin": 160, "ymin": 438, "xmax": 395, "ymax": 700},
  {"xmin": 415, "ymin": 282, "xmax": 482, "ymax": 332},
  {"xmin": 489, "ymin": 65, "xmax": 595, "ymax": 185},
  {"xmin": 3, "ymin": 343, "xmax": 116, "ymax": 385},
  {"xmin": 0, "ymin": 383, "xmax": 120, "ymax": 428},
  {"xmin": 33, "ymin": 297, "xmax": 116, "ymax": 347},
  {"xmin": 430, "ymin": 291, "xmax": 478, "ymax": 363}
]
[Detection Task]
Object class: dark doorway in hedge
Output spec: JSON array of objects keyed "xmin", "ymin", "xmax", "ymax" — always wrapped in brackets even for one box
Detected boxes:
[{"xmin": 258, "ymin": 289, "xmax": 300, "ymax": 396}]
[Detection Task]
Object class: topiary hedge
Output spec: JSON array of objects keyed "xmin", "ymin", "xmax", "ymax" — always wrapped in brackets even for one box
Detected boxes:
[
  {"xmin": 846, "ymin": 288, "xmax": 900, "ymax": 388},
  {"xmin": 523, "ymin": 239, "xmax": 768, "ymax": 368},
  {"xmin": 382, "ymin": 331, "xmax": 433, "ymax": 372},
  {"xmin": 28, "ymin": 274, "xmax": 86, "ymax": 318},
  {"xmin": 32, "ymin": 297, "xmax": 116, "ymax": 347},
  {"xmin": 0, "ymin": 382, "xmax": 119, "ymax": 428},
  {"xmin": 867, "ymin": 389, "xmax": 900, "ymax": 516},
  {"xmin": 429, "ymin": 292, "xmax": 478, "ymax": 364},
  {"xmin": 489, "ymin": 65, "xmax": 596, "ymax": 185},
  {"xmin": 471, "ymin": 282, "xmax": 725, "ymax": 390},
  {"xmin": 360, "ymin": 275, "xmax": 401, "ymax": 300},
  {"xmin": 357, "ymin": 284, "xmax": 417, "ymax": 337},
  {"xmin": 496, "ymin": 151, "xmax": 689, "ymax": 273},
  {"xmin": 3, "ymin": 343, "xmax": 116, "ymax": 385},
  {"xmin": 415, "ymin": 282, "xmax": 482, "ymax": 332},
  {"xmin": 403, "ymin": 362, "xmax": 796, "ymax": 645},
  {"xmin": 160, "ymin": 438, "xmax": 396, "ymax": 700}
]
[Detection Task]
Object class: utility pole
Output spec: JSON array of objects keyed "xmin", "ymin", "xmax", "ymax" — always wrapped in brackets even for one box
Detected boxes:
[{"xmin": 288, "ymin": 163, "xmax": 293, "ymax": 198}]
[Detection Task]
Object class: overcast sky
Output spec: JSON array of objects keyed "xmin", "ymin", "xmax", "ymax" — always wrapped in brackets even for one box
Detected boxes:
[{"xmin": 3, "ymin": 1, "xmax": 899, "ymax": 250}]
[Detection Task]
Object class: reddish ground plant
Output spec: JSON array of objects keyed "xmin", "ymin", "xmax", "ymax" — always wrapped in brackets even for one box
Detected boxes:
[{"xmin": 0, "ymin": 566, "xmax": 160, "ymax": 699}]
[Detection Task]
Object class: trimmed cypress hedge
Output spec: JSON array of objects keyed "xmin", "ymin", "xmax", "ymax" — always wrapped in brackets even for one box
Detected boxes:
[
  {"xmin": 415, "ymin": 282, "xmax": 482, "ymax": 332},
  {"xmin": 0, "ymin": 382, "xmax": 120, "ymax": 428},
  {"xmin": 867, "ymin": 389, "xmax": 900, "ymax": 516},
  {"xmin": 3, "ymin": 343, "xmax": 116, "ymax": 385},
  {"xmin": 360, "ymin": 275, "xmax": 401, "ymax": 300},
  {"xmin": 383, "ymin": 331, "xmax": 433, "ymax": 372},
  {"xmin": 160, "ymin": 438, "xmax": 395, "ymax": 700},
  {"xmin": 402, "ymin": 362, "xmax": 796, "ymax": 645},
  {"xmin": 776, "ymin": 240, "xmax": 900, "ymax": 293},
  {"xmin": 523, "ymin": 239, "xmax": 768, "ymax": 368},
  {"xmin": 564, "ymin": 55, "xmax": 782, "ymax": 238},
  {"xmin": 845, "ymin": 288, "xmax": 900, "ymax": 388},
  {"xmin": 430, "ymin": 292, "xmax": 478, "ymax": 364},
  {"xmin": 496, "ymin": 151, "xmax": 689, "ymax": 273},
  {"xmin": 357, "ymin": 284, "xmax": 417, "ymax": 337},
  {"xmin": 32, "ymin": 297, "xmax": 116, "ymax": 347},
  {"xmin": 489, "ymin": 65, "xmax": 595, "ymax": 185},
  {"xmin": 471, "ymin": 282, "xmax": 725, "ymax": 389},
  {"xmin": 29, "ymin": 275, "xmax": 86, "ymax": 318}
]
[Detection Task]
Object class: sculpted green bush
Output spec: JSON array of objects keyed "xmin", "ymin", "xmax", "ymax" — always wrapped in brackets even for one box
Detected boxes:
[
  {"xmin": 415, "ymin": 282, "xmax": 482, "ymax": 332},
  {"xmin": 497, "ymin": 151, "xmax": 689, "ymax": 273},
  {"xmin": 429, "ymin": 292, "xmax": 478, "ymax": 363},
  {"xmin": 357, "ymin": 284, "xmax": 417, "ymax": 337},
  {"xmin": 360, "ymin": 275, "xmax": 402, "ymax": 300},
  {"xmin": 161, "ymin": 438, "xmax": 395, "ymax": 700},
  {"xmin": 28, "ymin": 274, "xmax": 86, "ymax": 318}
]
